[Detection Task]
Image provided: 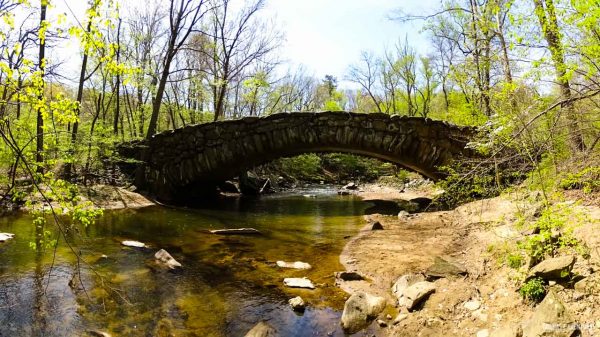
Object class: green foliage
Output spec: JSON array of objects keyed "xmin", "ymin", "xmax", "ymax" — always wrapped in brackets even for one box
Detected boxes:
[
  {"xmin": 559, "ymin": 166, "xmax": 600, "ymax": 193},
  {"xmin": 517, "ymin": 204, "xmax": 581, "ymax": 262},
  {"xmin": 506, "ymin": 253, "xmax": 524, "ymax": 269},
  {"xmin": 277, "ymin": 154, "xmax": 323, "ymax": 181},
  {"xmin": 519, "ymin": 277, "xmax": 546, "ymax": 302}
]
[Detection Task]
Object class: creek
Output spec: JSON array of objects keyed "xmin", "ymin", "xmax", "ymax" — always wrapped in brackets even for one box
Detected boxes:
[{"xmin": 0, "ymin": 187, "xmax": 374, "ymax": 337}]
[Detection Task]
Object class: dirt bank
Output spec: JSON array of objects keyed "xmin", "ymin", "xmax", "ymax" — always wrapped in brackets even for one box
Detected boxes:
[{"xmin": 338, "ymin": 183, "xmax": 600, "ymax": 336}]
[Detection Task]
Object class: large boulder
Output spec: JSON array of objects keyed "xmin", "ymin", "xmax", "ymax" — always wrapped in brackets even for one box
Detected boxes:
[
  {"xmin": 392, "ymin": 275, "xmax": 435, "ymax": 311},
  {"xmin": 340, "ymin": 292, "xmax": 386, "ymax": 334},
  {"xmin": 154, "ymin": 249, "xmax": 182, "ymax": 269},
  {"xmin": 244, "ymin": 322, "xmax": 277, "ymax": 337},
  {"xmin": 528, "ymin": 255, "xmax": 576, "ymax": 280},
  {"xmin": 522, "ymin": 290, "xmax": 577, "ymax": 337}
]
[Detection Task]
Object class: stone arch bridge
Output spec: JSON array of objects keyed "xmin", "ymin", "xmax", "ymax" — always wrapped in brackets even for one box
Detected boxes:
[{"xmin": 117, "ymin": 112, "xmax": 477, "ymax": 202}]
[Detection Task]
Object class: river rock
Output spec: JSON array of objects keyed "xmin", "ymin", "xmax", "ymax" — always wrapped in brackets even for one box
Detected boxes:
[
  {"xmin": 244, "ymin": 321, "xmax": 277, "ymax": 337},
  {"xmin": 335, "ymin": 271, "xmax": 365, "ymax": 281},
  {"xmin": 528, "ymin": 255, "xmax": 576, "ymax": 280},
  {"xmin": 340, "ymin": 292, "xmax": 386, "ymax": 334},
  {"xmin": 276, "ymin": 261, "xmax": 311, "ymax": 269},
  {"xmin": 338, "ymin": 190, "xmax": 350, "ymax": 195},
  {"xmin": 574, "ymin": 272, "xmax": 600, "ymax": 294},
  {"xmin": 395, "ymin": 280, "xmax": 436, "ymax": 311},
  {"xmin": 371, "ymin": 221, "xmax": 384, "ymax": 230},
  {"xmin": 522, "ymin": 290, "xmax": 576, "ymax": 337},
  {"xmin": 0, "ymin": 233, "xmax": 14, "ymax": 242},
  {"xmin": 87, "ymin": 331, "xmax": 111, "ymax": 337},
  {"xmin": 154, "ymin": 249, "xmax": 182, "ymax": 269},
  {"xmin": 391, "ymin": 273, "xmax": 426, "ymax": 298},
  {"xmin": 398, "ymin": 211, "xmax": 409, "ymax": 219},
  {"xmin": 210, "ymin": 228, "xmax": 261, "ymax": 235},
  {"xmin": 283, "ymin": 277, "xmax": 315, "ymax": 289},
  {"xmin": 343, "ymin": 182, "xmax": 358, "ymax": 190},
  {"xmin": 288, "ymin": 296, "xmax": 306, "ymax": 311},
  {"xmin": 393, "ymin": 313, "xmax": 408, "ymax": 325},
  {"xmin": 121, "ymin": 240, "xmax": 145, "ymax": 248},
  {"xmin": 425, "ymin": 256, "xmax": 467, "ymax": 279}
]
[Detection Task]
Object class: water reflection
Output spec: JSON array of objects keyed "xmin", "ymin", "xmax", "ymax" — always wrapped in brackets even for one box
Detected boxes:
[{"xmin": 0, "ymin": 188, "xmax": 373, "ymax": 336}]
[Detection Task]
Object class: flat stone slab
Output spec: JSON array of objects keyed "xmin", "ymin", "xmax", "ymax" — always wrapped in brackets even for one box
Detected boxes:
[
  {"xmin": 276, "ymin": 261, "xmax": 312, "ymax": 269},
  {"xmin": 283, "ymin": 277, "xmax": 315, "ymax": 289},
  {"xmin": 121, "ymin": 240, "xmax": 146, "ymax": 248},
  {"xmin": 425, "ymin": 256, "xmax": 467, "ymax": 279},
  {"xmin": 210, "ymin": 228, "xmax": 261, "ymax": 235},
  {"xmin": 529, "ymin": 255, "xmax": 575, "ymax": 280},
  {"xmin": 0, "ymin": 233, "xmax": 15, "ymax": 242}
]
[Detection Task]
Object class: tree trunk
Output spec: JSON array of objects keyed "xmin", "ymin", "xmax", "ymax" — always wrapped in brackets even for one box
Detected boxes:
[
  {"xmin": 533, "ymin": 0, "xmax": 585, "ymax": 151},
  {"xmin": 35, "ymin": 1, "xmax": 47, "ymax": 174}
]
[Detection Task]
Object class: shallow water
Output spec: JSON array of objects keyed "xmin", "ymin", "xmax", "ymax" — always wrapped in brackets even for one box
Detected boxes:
[{"xmin": 0, "ymin": 187, "xmax": 373, "ymax": 337}]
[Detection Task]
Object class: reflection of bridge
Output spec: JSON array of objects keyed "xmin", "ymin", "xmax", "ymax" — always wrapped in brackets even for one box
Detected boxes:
[{"xmin": 118, "ymin": 112, "xmax": 476, "ymax": 201}]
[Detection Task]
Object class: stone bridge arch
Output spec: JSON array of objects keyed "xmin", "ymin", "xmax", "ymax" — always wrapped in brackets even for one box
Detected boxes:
[{"xmin": 118, "ymin": 112, "xmax": 476, "ymax": 201}]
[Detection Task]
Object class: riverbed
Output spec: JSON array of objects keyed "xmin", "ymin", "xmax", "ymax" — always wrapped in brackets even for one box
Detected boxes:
[{"xmin": 0, "ymin": 187, "xmax": 376, "ymax": 337}]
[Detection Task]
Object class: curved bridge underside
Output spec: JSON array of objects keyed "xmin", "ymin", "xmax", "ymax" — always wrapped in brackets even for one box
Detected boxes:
[{"xmin": 118, "ymin": 112, "xmax": 476, "ymax": 201}]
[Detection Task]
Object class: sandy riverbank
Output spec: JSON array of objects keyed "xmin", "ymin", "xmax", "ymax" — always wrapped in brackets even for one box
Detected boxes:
[{"xmin": 337, "ymin": 183, "xmax": 600, "ymax": 336}]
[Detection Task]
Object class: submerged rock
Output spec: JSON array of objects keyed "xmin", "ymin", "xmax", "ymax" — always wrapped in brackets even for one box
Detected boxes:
[
  {"xmin": 522, "ymin": 290, "xmax": 577, "ymax": 337},
  {"xmin": 288, "ymin": 296, "xmax": 306, "ymax": 311},
  {"xmin": 340, "ymin": 292, "xmax": 386, "ymax": 334},
  {"xmin": 121, "ymin": 240, "xmax": 145, "ymax": 248},
  {"xmin": 283, "ymin": 277, "xmax": 315, "ymax": 289},
  {"xmin": 276, "ymin": 261, "xmax": 312, "ymax": 270},
  {"xmin": 528, "ymin": 255, "xmax": 576, "ymax": 280},
  {"xmin": 244, "ymin": 321, "xmax": 277, "ymax": 337},
  {"xmin": 154, "ymin": 249, "xmax": 182, "ymax": 269},
  {"xmin": 0, "ymin": 233, "xmax": 14, "ymax": 242},
  {"xmin": 210, "ymin": 228, "xmax": 261, "ymax": 235},
  {"xmin": 425, "ymin": 256, "xmax": 467, "ymax": 279},
  {"xmin": 335, "ymin": 271, "xmax": 365, "ymax": 281}
]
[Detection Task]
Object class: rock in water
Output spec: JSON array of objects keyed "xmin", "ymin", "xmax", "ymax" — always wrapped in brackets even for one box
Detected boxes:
[
  {"xmin": 425, "ymin": 256, "xmax": 467, "ymax": 279},
  {"xmin": 528, "ymin": 255, "xmax": 576, "ymax": 280},
  {"xmin": 288, "ymin": 296, "xmax": 306, "ymax": 311},
  {"xmin": 335, "ymin": 271, "xmax": 365, "ymax": 281},
  {"xmin": 342, "ymin": 182, "xmax": 358, "ymax": 190},
  {"xmin": 244, "ymin": 321, "xmax": 277, "ymax": 337},
  {"xmin": 154, "ymin": 249, "xmax": 182, "ymax": 269},
  {"xmin": 87, "ymin": 331, "xmax": 111, "ymax": 337},
  {"xmin": 340, "ymin": 292, "xmax": 386, "ymax": 334},
  {"xmin": 371, "ymin": 221, "xmax": 384, "ymax": 230},
  {"xmin": 394, "ymin": 280, "xmax": 436, "ymax": 311},
  {"xmin": 276, "ymin": 261, "xmax": 312, "ymax": 269},
  {"xmin": 522, "ymin": 290, "xmax": 576, "ymax": 337},
  {"xmin": 283, "ymin": 277, "xmax": 315, "ymax": 289},
  {"xmin": 210, "ymin": 228, "xmax": 261, "ymax": 235},
  {"xmin": 0, "ymin": 233, "xmax": 14, "ymax": 242},
  {"xmin": 121, "ymin": 240, "xmax": 145, "ymax": 248}
]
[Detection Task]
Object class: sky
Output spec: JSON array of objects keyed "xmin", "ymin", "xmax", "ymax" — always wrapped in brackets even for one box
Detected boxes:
[
  {"xmin": 49, "ymin": 0, "xmax": 439, "ymax": 88},
  {"xmin": 261, "ymin": 0, "xmax": 438, "ymax": 86}
]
